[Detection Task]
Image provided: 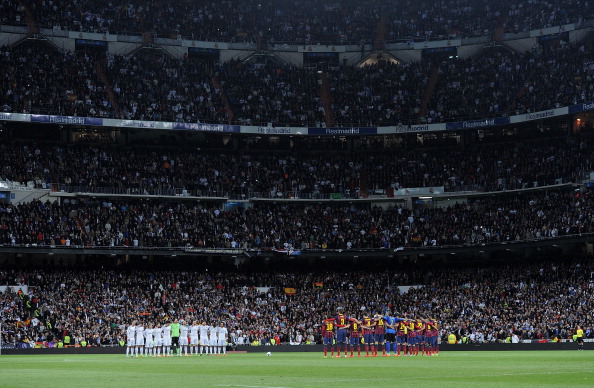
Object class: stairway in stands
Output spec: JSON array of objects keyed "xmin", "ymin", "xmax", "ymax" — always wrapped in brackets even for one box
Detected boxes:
[
  {"xmin": 96, "ymin": 60, "xmax": 121, "ymax": 117},
  {"xmin": 211, "ymin": 74, "xmax": 234, "ymax": 124},
  {"xmin": 318, "ymin": 72, "xmax": 335, "ymax": 127},
  {"xmin": 21, "ymin": 1, "xmax": 39, "ymax": 34},
  {"xmin": 418, "ymin": 66, "xmax": 439, "ymax": 120},
  {"xmin": 374, "ymin": 14, "xmax": 388, "ymax": 51}
]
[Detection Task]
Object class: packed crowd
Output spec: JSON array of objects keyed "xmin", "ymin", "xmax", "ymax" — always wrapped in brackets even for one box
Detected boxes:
[
  {"xmin": 106, "ymin": 52, "xmax": 227, "ymax": 123},
  {"xmin": 327, "ymin": 61, "xmax": 432, "ymax": 126},
  {"xmin": 1, "ymin": 258, "xmax": 592, "ymax": 349},
  {"xmin": 425, "ymin": 42, "xmax": 594, "ymax": 123},
  {"xmin": 20, "ymin": 0, "xmax": 594, "ymax": 43},
  {"xmin": 0, "ymin": 135, "xmax": 592, "ymax": 197},
  {"xmin": 0, "ymin": 44, "xmax": 111, "ymax": 118},
  {"xmin": 0, "ymin": 0, "xmax": 26, "ymax": 26},
  {"xmin": 0, "ymin": 185, "xmax": 592, "ymax": 249},
  {"xmin": 2, "ymin": 38, "xmax": 593, "ymax": 126},
  {"xmin": 218, "ymin": 60, "xmax": 324, "ymax": 127}
]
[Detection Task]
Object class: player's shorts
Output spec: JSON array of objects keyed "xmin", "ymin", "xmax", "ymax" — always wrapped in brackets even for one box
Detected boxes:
[
  {"xmin": 336, "ymin": 330, "xmax": 347, "ymax": 344},
  {"xmin": 363, "ymin": 333, "xmax": 374, "ymax": 345},
  {"xmin": 407, "ymin": 335, "xmax": 417, "ymax": 345},
  {"xmin": 349, "ymin": 336, "xmax": 360, "ymax": 346},
  {"xmin": 155, "ymin": 340, "xmax": 163, "ymax": 347},
  {"xmin": 127, "ymin": 338, "xmax": 136, "ymax": 347},
  {"xmin": 179, "ymin": 336, "xmax": 189, "ymax": 346},
  {"xmin": 385, "ymin": 333, "xmax": 395, "ymax": 342},
  {"xmin": 577, "ymin": 337, "xmax": 584, "ymax": 344},
  {"xmin": 417, "ymin": 335, "xmax": 424, "ymax": 344},
  {"xmin": 374, "ymin": 333, "xmax": 385, "ymax": 344},
  {"xmin": 145, "ymin": 339, "xmax": 154, "ymax": 348},
  {"xmin": 396, "ymin": 335, "xmax": 406, "ymax": 344},
  {"xmin": 190, "ymin": 336, "xmax": 199, "ymax": 345},
  {"xmin": 172, "ymin": 337, "xmax": 179, "ymax": 346},
  {"xmin": 323, "ymin": 335, "xmax": 334, "ymax": 346},
  {"xmin": 430, "ymin": 336, "xmax": 438, "ymax": 346},
  {"xmin": 136, "ymin": 336, "xmax": 144, "ymax": 345},
  {"xmin": 163, "ymin": 337, "xmax": 172, "ymax": 346},
  {"xmin": 217, "ymin": 339, "xmax": 226, "ymax": 347}
]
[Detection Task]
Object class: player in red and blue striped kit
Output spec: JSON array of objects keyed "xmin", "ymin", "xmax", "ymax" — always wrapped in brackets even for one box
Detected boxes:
[
  {"xmin": 348, "ymin": 318, "xmax": 362, "ymax": 357},
  {"xmin": 395, "ymin": 319, "xmax": 408, "ymax": 356},
  {"xmin": 322, "ymin": 317, "xmax": 335, "ymax": 358},
  {"xmin": 334, "ymin": 309, "xmax": 350, "ymax": 358},
  {"xmin": 373, "ymin": 314, "xmax": 388, "ymax": 357},
  {"xmin": 360, "ymin": 315, "xmax": 376, "ymax": 357}
]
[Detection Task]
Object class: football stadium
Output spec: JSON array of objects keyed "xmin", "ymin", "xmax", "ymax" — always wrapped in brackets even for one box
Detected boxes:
[{"xmin": 1, "ymin": 0, "xmax": 594, "ymax": 386}]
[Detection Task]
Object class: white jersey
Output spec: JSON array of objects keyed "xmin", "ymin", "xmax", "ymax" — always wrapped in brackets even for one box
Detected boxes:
[
  {"xmin": 154, "ymin": 327, "xmax": 163, "ymax": 345},
  {"xmin": 144, "ymin": 328, "xmax": 154, "ymax": 347},
  {"xmin": 126, "ymin": 325, "xmax": 136, "ymax": 346},
  {"xmin": 162, "ymin": 325, "xmax": 172, "ymax": 340},
  {"xmin": 135, "ymin": 326, "xmax": 145, "ymax": 343},
  {"xmin": 208, "ymin": 326, "xmax": 217, "ymax": 343},
  {"xmin": 162, "ymin": 325, "xmax": 172, "ymax": 346},
  {"xmin": 179, "ymin": 324, "xmax": 189, "ymax": 346},
  {"xmin": 199, "ymin": 325, "xmax": 210, "ymax": 342},
  {"xmin": 217, "ymin": 326, "xmax": 228, "ymax": 342},
  {"xmin": 190, "ymin": 325, "xmax": 199, "ymax": 344}
]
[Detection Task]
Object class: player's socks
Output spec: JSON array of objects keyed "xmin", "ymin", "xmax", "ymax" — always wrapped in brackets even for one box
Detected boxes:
[
  {"xmin": 365, "ymin": 345, "xmax": 369, "ymax": 356},
  {"xmin": 357, "ymin": 346, "xmax": 361, "ymax": 356}
]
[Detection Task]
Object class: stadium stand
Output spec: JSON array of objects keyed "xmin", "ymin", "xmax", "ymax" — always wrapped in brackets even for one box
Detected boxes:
[
  {"xmin": 24, "ymin": 0, "xmax": 594, "ymax": 43},
  {"xmin": 1, "ymin": 0, "xmax": 594, "ymax": 354},
  {"xmin": 1, "ymin": 38, "xmax": 593, "ymax": 126},
  {"xmin": 1, "ymin": 258, "xmax": 593, "ymax": 348},
  {"xmin": 0, "ymin": 136, "xmax": 591, "ymax": 196}
]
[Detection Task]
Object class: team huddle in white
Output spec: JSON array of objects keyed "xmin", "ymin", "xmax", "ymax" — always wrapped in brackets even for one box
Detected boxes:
[{"xmin": 125, "ymin": 319, "xmax": 229, "ymax": 357}]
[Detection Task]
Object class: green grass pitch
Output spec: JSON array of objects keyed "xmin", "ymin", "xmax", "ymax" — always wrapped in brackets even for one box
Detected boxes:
[{"xmin": 1, "ymin": 351, "xmax": 593, "ymax": 388}]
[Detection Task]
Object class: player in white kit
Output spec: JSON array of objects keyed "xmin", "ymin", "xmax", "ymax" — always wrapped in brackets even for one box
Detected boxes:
[
  {"xmin": 135, "ymin": 322, "xmax": 145, "ymax": 357},
  {"xmin": 179, "ymin": 321, "xmax": 189, "ymax": 356},
  {"xmin": 208, "ymin": 324, "xmax": 217, "ymax": 355},
  {"xmin": 217, "ymin": 322, "xmax": 228, "ymax": 356},
  {"xmin": 190, "ymin": 321, "xmax": 200, "ymax": 355},
  {"xmin": 162, "ymin": 322, "xmax": 172, "ymax": 356},
  {"xmin": 144, "ymin": 324, "xmax": 154, "ymax": 357},
  {"xmin": 199, "ymin": 321, "xmax": 210, "ymax": 355},
  {"xmin": 126, "ymin": 320, "xmax": 136, "ymax": 357},
  {"xmin": 154, "ymin": 324, "xmax": 163, "ymax": 357}
]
